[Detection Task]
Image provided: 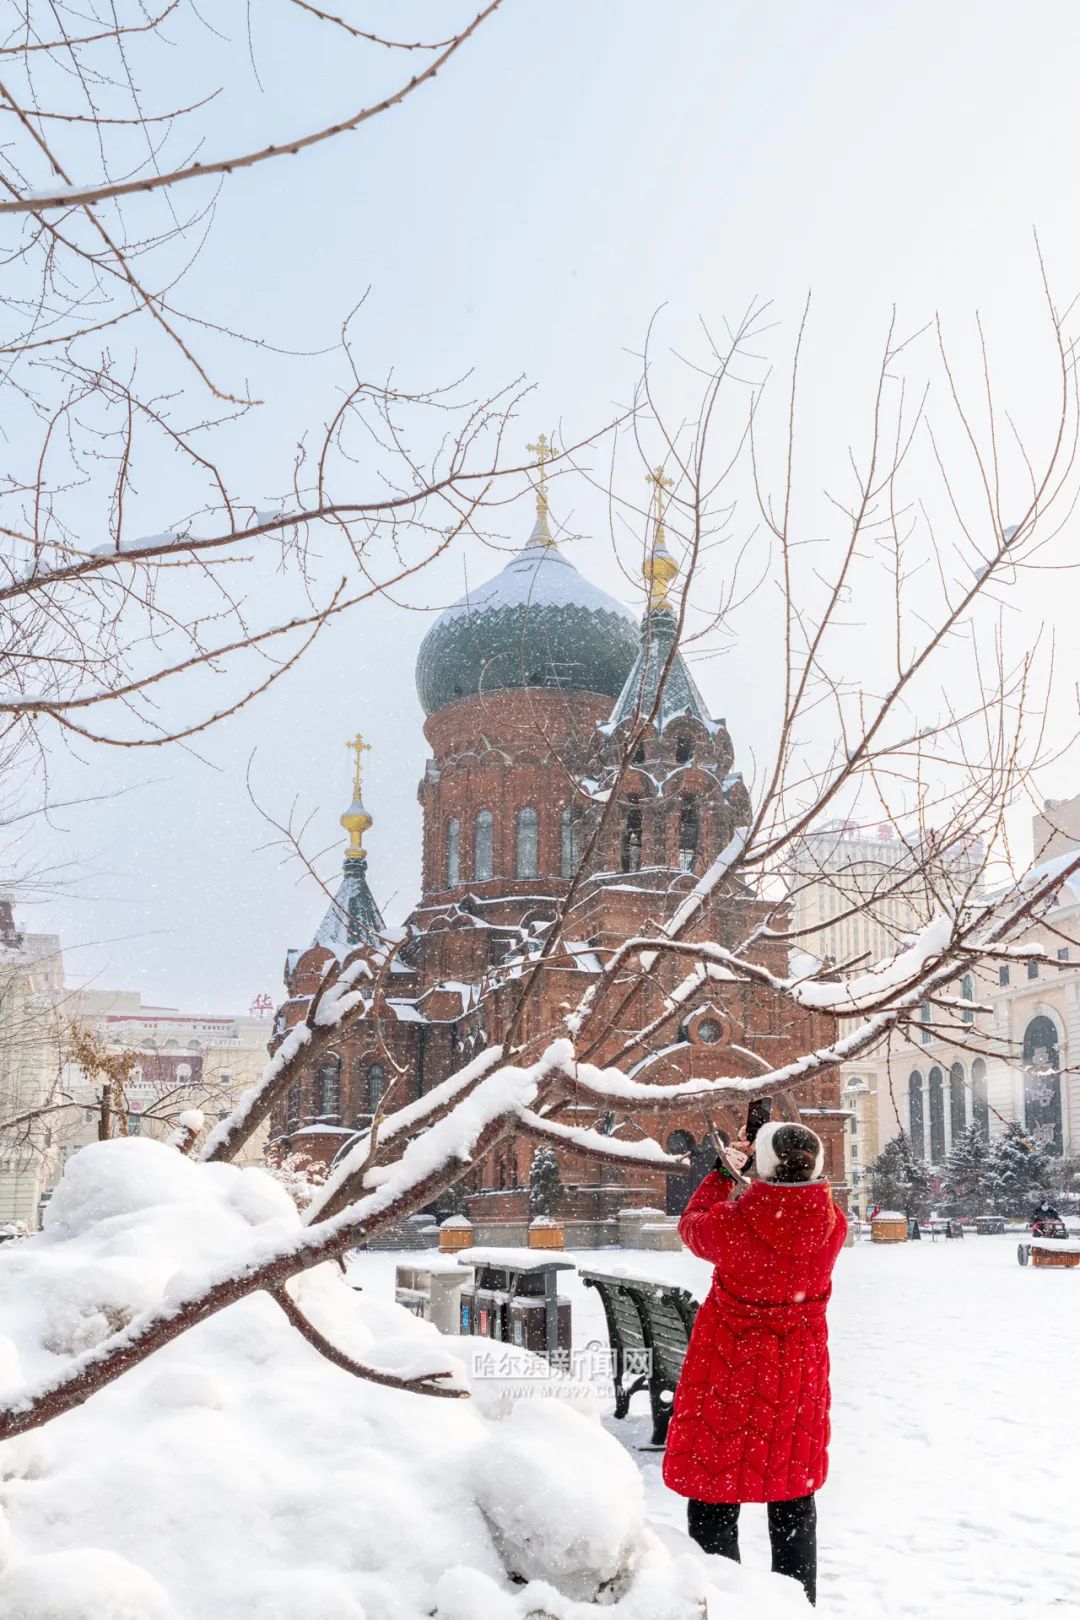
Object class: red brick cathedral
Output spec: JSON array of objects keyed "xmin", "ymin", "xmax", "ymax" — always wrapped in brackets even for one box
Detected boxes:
[{"xmin": 271, "ymin": 460, "xmax": 846, "ymax": 1240}]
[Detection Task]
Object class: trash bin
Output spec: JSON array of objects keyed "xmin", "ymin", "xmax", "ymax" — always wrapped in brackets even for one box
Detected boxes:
[
  {"xmin": 455, "ymin": 1251, "xmax": 575, "ymax": 1362},
  {"xmin": 508, "ymin": 1293, "xmax": 572, "ymax": 1355}
]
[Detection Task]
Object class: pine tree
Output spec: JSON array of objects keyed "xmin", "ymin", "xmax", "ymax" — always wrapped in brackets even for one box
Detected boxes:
[
  {"xmin": 987, "ymin": 1121, "xmax": 1052, "ymax": 1216},
  {"xmin": 944, "ymin": 1122, "xmax": 994, "ymax": 1217},
  {"xmin": 528, "ymin": 1145, "xmax": 565, "ymax": 1218},
  {"xmin": 868, "ymin": 1132, "xmax": 933, "ymax": 1219}
]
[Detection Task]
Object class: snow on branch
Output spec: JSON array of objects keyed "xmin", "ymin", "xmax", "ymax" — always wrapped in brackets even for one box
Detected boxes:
[
  {"xmin": 271, "ymin": 1286, "xmax": 464, "ymax": 1401},
  {"xmin": 308, "ymin": 1042, "xmax": 506, "ymax": 1223},
  {"xmin": 0, "ymin": 1044, "xmax": 573, "ymax": 1440},
  {"xmin": 200, "ymin": 952, "xmax": 374, "ymax": 1164},
  {"xmin": 517, "ymin": 1109, "xmax": 688, "ymax": 1172}
]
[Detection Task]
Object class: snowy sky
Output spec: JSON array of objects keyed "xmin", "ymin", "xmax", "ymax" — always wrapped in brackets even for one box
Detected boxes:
[{"xmin": 24, "ymin": 0, "xmax": 1080, "ymax": 1014}]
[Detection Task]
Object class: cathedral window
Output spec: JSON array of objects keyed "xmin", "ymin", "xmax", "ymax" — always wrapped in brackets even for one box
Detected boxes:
[
  {"xmin": 560, "ymin": 808, "xmax": 581, "ymax": 878},
  {"xmin": 620, "ymin": 798, "xmax": 643, "ymax": 873},
  {"xmin": 960, "ymin": 971, "xmax": 974, "ymax": 1022},
  {"xmin": 286, "ymin": 1081, "xmax": 301, "ymax": 1128},
  {"xmin": 474, "ymin": 810, "xmax": 494, "ymax": 881},
  {"xmin": 316, "ymin": 1056, "xmax": 342, "ymax": 1121},
  {"xmin": 515, "ymin": 806, "xmax": 539, "ymax": 878},
  {"xmin": 675, "ymin": 734, "xmax": 692, "ymax": 764},
  {"xmin": 677, "ymin": 794, "xmax": 699, "ymax": 871},
  {"xmin": 446, "ymin": 817, "xmax": 460, "ymax": 887},
  {"xmin": 368, "ymin": 1063, "xmax": 387, "ymax": 1111}
]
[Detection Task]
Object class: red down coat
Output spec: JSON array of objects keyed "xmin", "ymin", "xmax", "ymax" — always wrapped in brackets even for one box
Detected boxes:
[{"xmin": 662, "ymin": 1171, "xmax": 847, "ymax": 1505}]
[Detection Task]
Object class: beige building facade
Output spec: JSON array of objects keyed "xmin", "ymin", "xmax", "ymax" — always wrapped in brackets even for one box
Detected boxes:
[
  {"xmin": 0, "ymin": 903, "xmax": 66, "ymax": 1229},
  {"xmin": 838, "ymin": 807, "xmax": 1080, "ymax": 1212},
  {"xmin": 57, "ymin": 991, "xmax": 274, "ymax": 1177}
]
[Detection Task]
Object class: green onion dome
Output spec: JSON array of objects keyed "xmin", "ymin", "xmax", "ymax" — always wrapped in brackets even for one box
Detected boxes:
[{"xmin": 416, "ymin": 517, "xmax": 639, "ymax": 717}]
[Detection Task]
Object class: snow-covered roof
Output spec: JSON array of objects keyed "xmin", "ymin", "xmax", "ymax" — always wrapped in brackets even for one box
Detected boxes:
[
  {"xmin": 312, "ymin": 857, "xmax": 385, "ymax": 956},
  {"xmin": 602, "ymin": 603, "xmax": 718, "ymax": 736},
  {"xmin": 385, "ymin": 999, "xmax": 427, "ymax": 1024},
  {"xmin": 457, "ymin": 537, "xmax": 624, "ymax": 616},
  {"xmin": 415, "ymin": 523, "xmax": 638, "ymax": 715}
]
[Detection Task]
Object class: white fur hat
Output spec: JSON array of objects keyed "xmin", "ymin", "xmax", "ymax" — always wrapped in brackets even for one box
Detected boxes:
[{"xmin": 754, "ymin": 1120, "xmax": 825, "ymax": 1183}]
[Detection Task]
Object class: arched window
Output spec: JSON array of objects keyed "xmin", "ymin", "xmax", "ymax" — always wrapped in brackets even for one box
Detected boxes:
[
  {"xmin": 949, "ymin": 1061, "xmax": 966, "ymax": 1140},
  {"xmin": 928, "ymin": 1066, "xmax": 945, "ymax": 1163},
  {"xmin": 621, "ymin": 798, "xmax": 642, "ymax": 873},
  {"xmin": 368, "ymin": 1063, "xmax": 387, "ymax": 1112},
  {"xmin": 446, "ymin": 818, "xmax": 460, "ymax": 887},
  {"xmin": 960, "ymin": 972, "xmax": 974, "ymax": 1023},
  {"xmin": 515, "ymin": 806, "xmax": 539, "ymax": 879},
  {"xmin": 286, "ymin": 1081, "xmax": 301, "ymax": 1128},
  {"xmin": 316, "ymin": 1056, "xmax": 342, "ymax": 1121},
  {"xmin": 971, "ymin": 1057, "xmax": 990, "ymax": 1139},
  {"xmin": 474, "ymin": 810, "xmax": 494, "ymax": 881},
  {"xmin": 560, "ymin": 808, "xmax": 580, "ymax": 879},
  {"xmin": 908, "ymin": 1070, "xmax": 925, "ymax": 1159},
  {"xmin": 919, "ymin": 1002, "xmax": 932, "ymax": 1044},
  {"xmin": 1022, "ymin": 1014, "xmax": 1063, "ymax": 1154},
  {"xmin": 675, "ymin": 734, "xmax": 692, "ymax": 765},
  {"xmin": 677, "ymin": 794, "xmax": 699, "ymax": 871}
]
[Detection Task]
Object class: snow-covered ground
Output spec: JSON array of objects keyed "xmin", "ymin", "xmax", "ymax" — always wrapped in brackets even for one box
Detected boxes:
[
  {"xmin": 353, "ymin": 1233, "xmax": 1080, "ymax": 1619},
  {"xmin": 3, "ymin": 1143, "xmax": 1077, "ymax": 1619},
  {"xmin": 0, "ymin": 1142, "xmax": 806, "ymax": 1620}
]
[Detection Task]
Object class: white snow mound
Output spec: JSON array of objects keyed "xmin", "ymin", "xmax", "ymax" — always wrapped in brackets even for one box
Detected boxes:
[{"xmin": 0, "ymin": 1137, "xmax": 738, "ymax": 1618}]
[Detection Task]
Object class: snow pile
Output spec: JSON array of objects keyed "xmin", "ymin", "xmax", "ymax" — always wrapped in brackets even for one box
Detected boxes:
[{"xmin": 0, "ymin": 1138, "xmax": 760, "ymax": 1619}]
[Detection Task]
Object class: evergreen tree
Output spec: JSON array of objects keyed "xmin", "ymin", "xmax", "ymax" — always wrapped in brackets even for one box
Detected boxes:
[
  {"xmin": 987, "ymin": 1121, "xmax": 1052, "ymax": 1216},
  {"xmin": 944, "ymin": 1122, "xmax": 994, "ymax": 1217},
  {"xmin": 868, "ymin": 1132, "xmax": 933, "ymax": 1219},
  {"xmin": 528, "ymin": 1145, "xmax": 565, "ymax": 1218}
]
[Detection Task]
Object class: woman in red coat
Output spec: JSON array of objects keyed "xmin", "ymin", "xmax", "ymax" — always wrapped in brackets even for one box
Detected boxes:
[{"xmin": 663, "ymin": 1122, "xmax": 847, "ymax": 1606}]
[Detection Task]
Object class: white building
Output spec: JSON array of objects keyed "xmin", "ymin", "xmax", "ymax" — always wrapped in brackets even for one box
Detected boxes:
[
  {"xmin": 842, "ymin": 804, "xmax": 1080, "ymax": 1209},
  {"xmin": 788, "ymin": 819, "xmax": 983, "ymax": 970},
  {"xmin": 0, "ymin": 902, "xmax": 66, "ymax": 1228},
  {"xmin": 59, "ymin": 990, "xmax": 273, "ymax": 1171}
]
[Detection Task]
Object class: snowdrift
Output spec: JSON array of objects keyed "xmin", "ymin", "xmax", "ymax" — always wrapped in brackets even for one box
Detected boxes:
[{"xmin": 0, "ymin": 1139, "xmax": 807, "ymax": 1618}]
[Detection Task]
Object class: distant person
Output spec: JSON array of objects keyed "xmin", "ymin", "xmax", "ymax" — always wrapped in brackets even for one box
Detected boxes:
[
  {"xmin": 1030, "ymin": 1198, "xmax": 1062, "ymax": 1235},
  {"xmin": 664, "ymin": 1123, "xmax": 846, "ymax": 1607}
]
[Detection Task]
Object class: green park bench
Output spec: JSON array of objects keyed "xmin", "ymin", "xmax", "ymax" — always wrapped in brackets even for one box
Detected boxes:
[{"xmin": 580, "ymin": 1268, "xmax": 699, "ymax": 1447}]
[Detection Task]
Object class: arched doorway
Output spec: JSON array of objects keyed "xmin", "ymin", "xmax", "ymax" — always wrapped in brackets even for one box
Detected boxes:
[
  {"xmin": 1023, "ymin": 1015, "xmax": 1063, "ymax": 1154},
  {"xmin": 664, "ymin": 1130, "xmax": 715, "ymax": 1215}
]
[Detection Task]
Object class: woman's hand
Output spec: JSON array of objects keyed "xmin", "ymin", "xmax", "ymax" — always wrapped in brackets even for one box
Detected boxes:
[{"xmin": 720, "ymin": 1135, "xmax": 753, "ymax": 1175}]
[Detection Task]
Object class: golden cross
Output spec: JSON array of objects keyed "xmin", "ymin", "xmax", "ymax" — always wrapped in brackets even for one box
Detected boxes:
[
  {"xmin": 646, "ymin": 465, "xmax": 674, "ymax": 532},
  {"xmin": 346, "ymin": 733, "xmax": 371, "ymax": 798},
  {"xmin": 526, "ymin": 432, "xmax": 557, "ymax": 516}
]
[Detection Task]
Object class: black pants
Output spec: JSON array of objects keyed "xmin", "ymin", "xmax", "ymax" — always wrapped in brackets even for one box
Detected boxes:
[{"xmin": 688, "ymin": 1494, "xmax": 817, "ymax": 1606}]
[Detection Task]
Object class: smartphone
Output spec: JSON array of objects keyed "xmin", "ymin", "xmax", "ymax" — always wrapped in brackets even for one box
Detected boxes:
[{"xmin": 745, "ymin": 1096, "xmax": 773, "ymax": 1144}]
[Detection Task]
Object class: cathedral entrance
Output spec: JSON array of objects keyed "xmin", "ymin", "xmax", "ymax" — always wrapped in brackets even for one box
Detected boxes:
[{"xmin": 664, "ymin": 1131, "xmax": 717, "ymax": 1215}]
